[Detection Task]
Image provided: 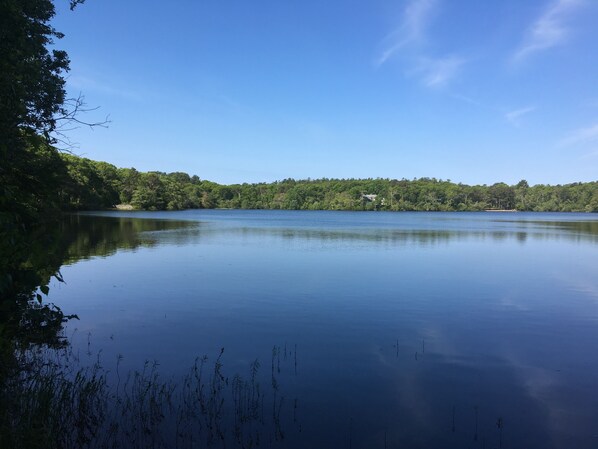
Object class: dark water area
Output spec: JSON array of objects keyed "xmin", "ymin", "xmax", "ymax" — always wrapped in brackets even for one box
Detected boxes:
[{"xmin": 42, "ymin": 211, "xmax": 598, "ymax": 448}]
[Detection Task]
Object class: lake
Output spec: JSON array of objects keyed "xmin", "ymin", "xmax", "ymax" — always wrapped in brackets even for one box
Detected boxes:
[{"xmin": 47, "ymin": 210, "xmax": 598, "ymax": 448}]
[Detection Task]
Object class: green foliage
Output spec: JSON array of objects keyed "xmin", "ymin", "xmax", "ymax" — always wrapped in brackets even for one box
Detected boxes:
[
  {"xmin": 60, "ymin": 155, "xmax": 120, "ymax": 209},
  {"xmin": 45, "ymin": 155, "xmax": 598, "ymax": 213},
  {"xmin": 0, "ymin": 0, "xmax": 69, "ymax": 145},
  {"xmin": 1, "ymin": 0, "xmax": 81, "ymax": 307}
]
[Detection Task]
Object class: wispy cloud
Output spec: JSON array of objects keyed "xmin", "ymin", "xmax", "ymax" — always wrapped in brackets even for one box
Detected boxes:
[
  {"xmin": 505, "ymin": 106, "xmax": 536, "ymax": 126},
  {"xmin": 375, "ymin": 0, "xmax": 466, "ymax": 88},
  {"xmin": 447, "ymin": 92, "xmax": 485, "ymax": 108},
  {"xmin": 559, "ymin": 122, "xmax": 598, "ymax": 147},
  {"xmin": 67, "ymin": 74, "xmax": 143, "ymax": 101},
  {"xmin": 415, "ymin": 55, "xmax": 465, "ymax": 88},
  {"xmin": 512, "ymin": 0, "xmax": 586, "ymax": 63},
  {"xmin": 376, "ymin": 0, "xmax": 438, "ymax": 66}
]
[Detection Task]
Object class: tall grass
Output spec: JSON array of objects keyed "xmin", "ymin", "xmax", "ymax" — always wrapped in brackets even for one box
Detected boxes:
[{"xmin": 1, "ymin": 343, "xmax": 298, "ymax": 449}]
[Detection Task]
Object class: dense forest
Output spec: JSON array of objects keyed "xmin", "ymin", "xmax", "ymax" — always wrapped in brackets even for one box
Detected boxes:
[{"xmin": 59, "ymin": 153, "xmax": 598, "ymax": 212}]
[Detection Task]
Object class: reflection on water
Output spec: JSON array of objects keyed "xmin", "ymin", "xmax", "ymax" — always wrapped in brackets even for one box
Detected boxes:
[
  {"xmin": 70, "ymin": 211, "xmax": 598, "ymax": 254},
  {"xmin": 58, "ymin": 214, "xmax": 201, "ymax": 264},
  {"xmin": 5, "ymin": 211, "xmax": 598, "ymax": 448}
]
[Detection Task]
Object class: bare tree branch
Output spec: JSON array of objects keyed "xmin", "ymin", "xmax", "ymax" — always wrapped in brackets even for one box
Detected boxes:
[{"xmin": 52, "ymin": 92, "xmax": 110, "ymax": 151}]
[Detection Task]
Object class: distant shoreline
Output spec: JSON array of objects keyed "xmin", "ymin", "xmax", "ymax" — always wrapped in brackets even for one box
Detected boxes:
[
  {"xmin": 61, "ymin": 153, "xmax": 596, "ymax": 213},
  {"xmin": 103, "ymin": 207, "xmax": 598, "ymax": 215}
]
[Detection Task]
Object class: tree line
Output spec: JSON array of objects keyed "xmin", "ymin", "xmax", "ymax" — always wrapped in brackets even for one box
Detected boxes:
[{"xmin": 59, "ymin": 153, "xmax": 598, "ymax": 212}]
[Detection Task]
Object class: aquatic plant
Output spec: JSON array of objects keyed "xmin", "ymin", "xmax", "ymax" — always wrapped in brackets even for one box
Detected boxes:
[{"xmin": 0, "ymin": 341, "xmax": 300, "ymax": 449}]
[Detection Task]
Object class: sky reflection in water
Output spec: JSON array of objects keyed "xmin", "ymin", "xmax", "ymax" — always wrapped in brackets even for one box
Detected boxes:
[{"xmin": 52, "ymin": 211, "xmax": 598, "ymax": 448}]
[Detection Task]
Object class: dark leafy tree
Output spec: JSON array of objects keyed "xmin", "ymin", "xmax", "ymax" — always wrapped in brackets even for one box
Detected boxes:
[{"xmin": 1, "ymin": 0, "xmax": 89, "ymax": 411}]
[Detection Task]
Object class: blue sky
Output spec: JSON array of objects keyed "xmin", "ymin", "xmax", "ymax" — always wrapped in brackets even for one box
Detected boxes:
[{"xmin": 53, "ymin": 0, "xmax": 598, "ymax": 185}]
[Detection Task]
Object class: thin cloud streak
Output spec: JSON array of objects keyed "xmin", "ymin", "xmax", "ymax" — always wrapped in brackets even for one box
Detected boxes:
[
  {"xmin": 417, "ymin": 56, "xmax": 465, "ymax": 88},
  {"xmin": 375, "ymin": 0, "xmax": 466, "ymax": 89},
  {"xmin": 67, "ymin": 75, "xmax": 143, "ymax": 101},
  {"xmin": 512, "ymin": 0, "xmax": 585, "ymax": 63},
  {"xmin": 505, "ymin": 106, "xmax": 536, "ymax": 125},
  {"xmin": 376, "ymin": 0, "xmax": 437, "ymax": 66},
  {"xmin": 559, "ymin": 122, "xmax": 598, "ymax": 147},
  {"xmin": 449, "ymin": 92, "xmax": 484, "ymax": 107}
]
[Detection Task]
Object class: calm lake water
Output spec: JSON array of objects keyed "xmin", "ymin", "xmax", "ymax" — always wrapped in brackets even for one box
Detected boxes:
[{"xmin": 49, "ymin": 210, "xmax": 598, "ymax": 448}]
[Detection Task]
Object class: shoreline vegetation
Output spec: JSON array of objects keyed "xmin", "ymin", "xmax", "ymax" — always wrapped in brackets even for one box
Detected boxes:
[
  {"xmin": 3, "ymin": 340, "xmax": 298, "ymax": 449},
  {"xmin": 59, "ymin": 154, "xmax": 597, "ymax": 213}
]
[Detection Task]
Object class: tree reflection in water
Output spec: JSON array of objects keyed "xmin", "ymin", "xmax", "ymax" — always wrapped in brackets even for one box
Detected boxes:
[
  {"xmin": 1, "ymin": 215, "xmax": 300, "ymax": 449},
  {"xmin": 2, "ymin": 212, "xmax": 598, "ymax": 448}
]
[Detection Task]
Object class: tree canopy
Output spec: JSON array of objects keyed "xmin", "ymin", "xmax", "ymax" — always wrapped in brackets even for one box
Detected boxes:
[
  {"xmin": 0, "ymin": 0, "xmax": 77, "ymax": 228},
  {"xmin": 56, "ymin": 155, "xmax": 598, "ymax": 213},
  {"xmin": 0, "ymin": 0, "xmax": 87, "ymax": 388}
]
